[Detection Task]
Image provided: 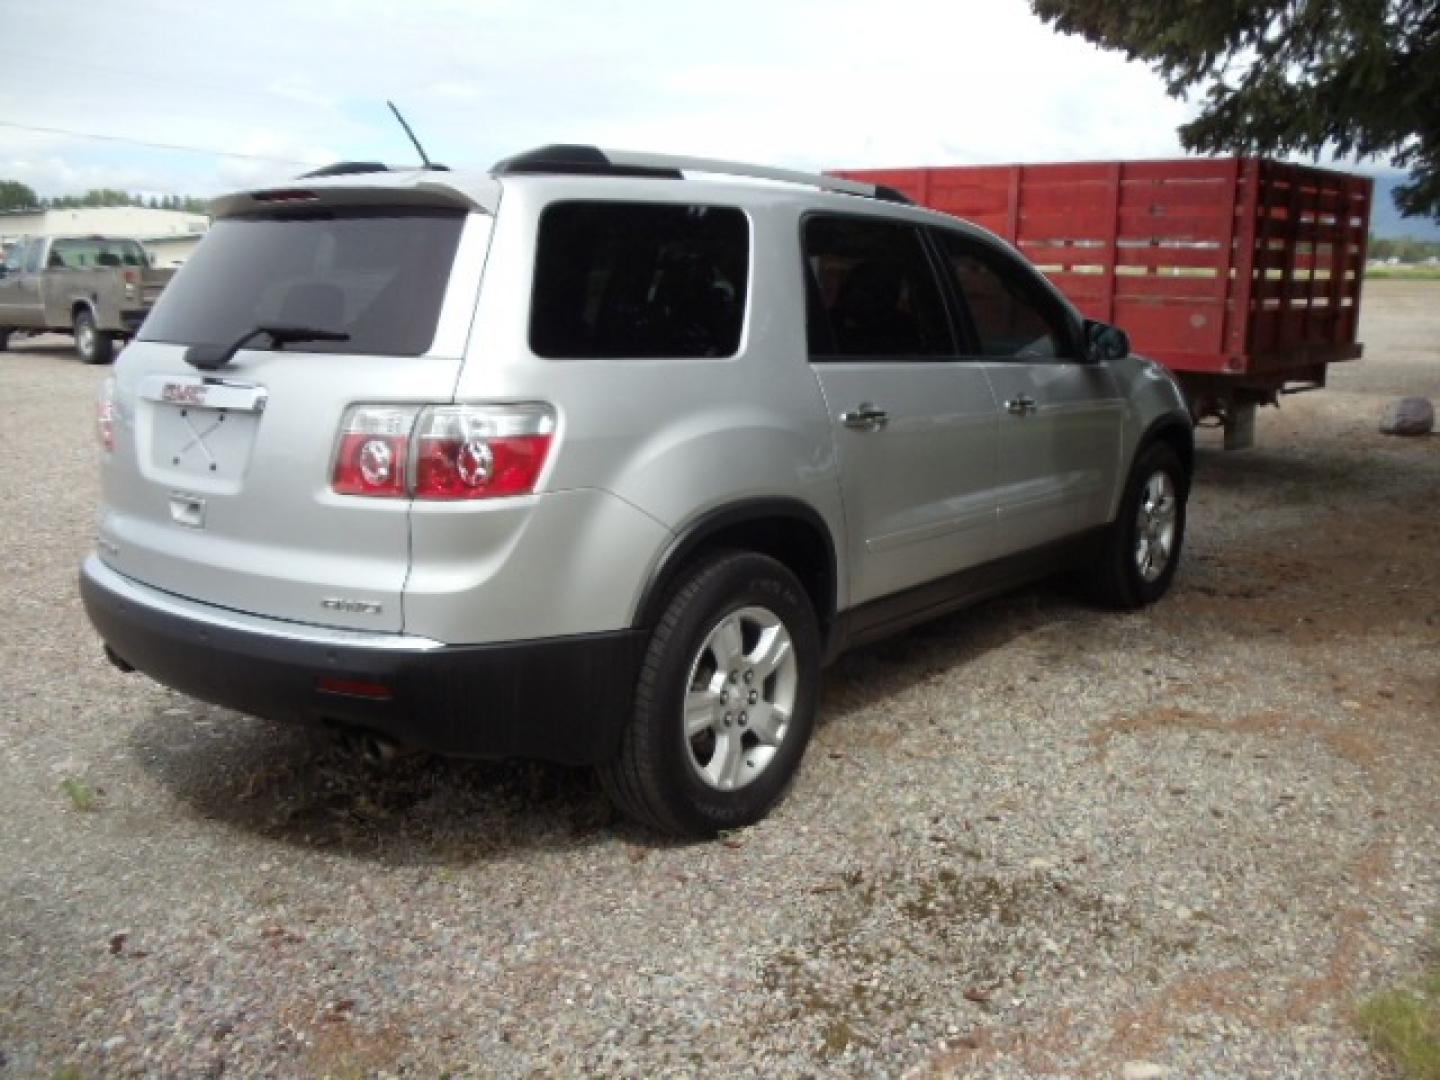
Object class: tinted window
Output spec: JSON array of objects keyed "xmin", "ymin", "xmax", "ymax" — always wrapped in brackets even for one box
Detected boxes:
[
  {"xmin": 50, "ymin": 238, "xmax": 149, "ymax": 269},
  {"xmin": 530, "ymin": 202, "xmax": 748, "ymax": 359},
  {"xmin": 803, "ymin": 216, "xmax": 953, "ymax": 358},
  {"xmin": 140, "ymin": 207, "xmax": 465, "ymax": 356},
  {"xmin": 935, "ymin": 232, "xmax": 1069, "ymax": 359},
  {"xmin": 23, "ymin": 241, "xmax": 43, "ymax": 274}
]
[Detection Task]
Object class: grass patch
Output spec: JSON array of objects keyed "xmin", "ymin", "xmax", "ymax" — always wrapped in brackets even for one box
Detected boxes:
[
  {"xmin": 1359, "ymin": 952, "xmax": 1440, "ymax": 1079},
  {"xmin": 59, "ymin": 777, "xmax": 97, "ymax": 812},
  {"xmin": 1366, "ymin": 265, "xmax": 1440, "ymax": 281}
]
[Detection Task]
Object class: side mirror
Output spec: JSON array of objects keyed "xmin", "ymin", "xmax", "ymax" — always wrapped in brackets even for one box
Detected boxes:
[{"xmin": 1085, "ymin": 320, "xmax": 1130, "ymax": 363}]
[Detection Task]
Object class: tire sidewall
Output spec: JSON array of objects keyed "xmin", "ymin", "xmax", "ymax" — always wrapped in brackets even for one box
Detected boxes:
[
  {"xmin": 1116, "ymin": 443, "xmax": 1187, "ymax": 605},
  {"xmin": 74, "ymin": 309, "xmax": 111, "ymax": 364},
  {"xmin": 644, "ymin": 555, "xmax": 820, "ymax": 835}
]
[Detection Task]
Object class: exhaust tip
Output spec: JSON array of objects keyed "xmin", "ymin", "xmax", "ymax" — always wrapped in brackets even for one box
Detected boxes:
[
  {"xmin": 103, "ymin": 645, "xmax": 135, "ymax": 674},
  {"xmin": 329, "ymin": 724, "xmax": 412, "ymax": 766},
  {"xmin": 359, "ymin": 733, "xmax": 401, "ymax": 765}
]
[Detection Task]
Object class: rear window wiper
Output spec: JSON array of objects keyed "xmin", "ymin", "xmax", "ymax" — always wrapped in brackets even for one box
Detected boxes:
[{"xmin": 184, "ymin": 324, "xmax": 351, "ymax": 371}]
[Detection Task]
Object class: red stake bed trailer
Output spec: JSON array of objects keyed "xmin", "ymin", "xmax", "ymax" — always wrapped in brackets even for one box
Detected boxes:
[{"xmin": 833, "ymin": 157, "xmax": 1373, "ymax": 449}]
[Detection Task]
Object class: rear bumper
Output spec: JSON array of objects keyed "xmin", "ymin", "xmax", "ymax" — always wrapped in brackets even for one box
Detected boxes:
[{"xmin": 79, "ymin": 556, "xmax": 643, "ymax": 765}]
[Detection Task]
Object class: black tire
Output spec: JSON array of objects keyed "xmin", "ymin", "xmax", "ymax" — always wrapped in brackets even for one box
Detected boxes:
[
  {"xmin": 0, "ymin": 329, "xmax": 10, "ymax": 352},
  {"xmin": 599, "ymin": 551, "xmax": 821, "ymax": 837},
  {"xmin": 73, "ymin": 308, "xmax": 114, "ymax": 365},
  {"xmin": 1088, "ymin": 441, "xmax": 1188, "ymax": 610}
]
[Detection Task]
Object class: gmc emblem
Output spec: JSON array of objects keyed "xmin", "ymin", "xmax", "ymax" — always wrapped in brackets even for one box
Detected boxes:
[{"xmin": 162, "ymin": 383, "xmax": 207, "ymax": 406}]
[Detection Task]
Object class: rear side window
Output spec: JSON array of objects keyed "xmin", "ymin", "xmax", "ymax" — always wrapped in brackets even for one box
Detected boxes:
[
  {"xmin": 933, "ymin": 231, "xmax": 1071, "ymax": 359},
  {"xmin": 50, "ymin": 238, "xmax": 149, "ymax": 269},
  {"xmin": 803, "ymin": 216, "xmax": 953, "ymax": 358},
  {"xmin": 140, "ymin": 207, "xmax": 465, "ymax": 356},
  {"xmin": 530, "ymin": 201, "xmax": 748, "ymax": 358}
]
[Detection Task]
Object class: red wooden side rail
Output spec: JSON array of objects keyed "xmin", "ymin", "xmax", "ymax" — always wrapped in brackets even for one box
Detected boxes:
[{"xmin": 833, "ymin": 158, "xmax": 1372, "ymax": 398}]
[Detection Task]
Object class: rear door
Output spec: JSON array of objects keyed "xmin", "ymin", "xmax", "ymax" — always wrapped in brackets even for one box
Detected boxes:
[
  {"xmin": 931, "ymin": 230, "xmax": 1123, "ymax": 554},
  {"xmin": 805, "ymin": 215, "xmax": 999, "ymax": 606},
  {"xmin": 98, "ymin": 196, "xmax": 492, "ymax": 633}
]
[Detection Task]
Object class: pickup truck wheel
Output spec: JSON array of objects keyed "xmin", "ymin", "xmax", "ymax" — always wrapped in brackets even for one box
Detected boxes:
[
  {"xmin": 73, "ymin": 309, "xmax": 114, "ymax": 365},
  {"xmin": 1088, "ymin": 442, "xmax": 1187, "ymax": 610},
  {"xmin": 599, "ymin": 551, "xmax": 820, "ymax": 837},
  {"xmin": 0, "ymin": 329, "xmax": 10, "ymax": 352}
]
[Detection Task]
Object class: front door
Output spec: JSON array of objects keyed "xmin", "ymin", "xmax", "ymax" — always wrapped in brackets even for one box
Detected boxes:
[
  {"xmin": 804, "ymin": 215, "xmax": 1000, "ymax": 606},
  {"xmin": 0, "ymin": 238, "xmax": 31, "ymax": 326},
  {"xmin": 931, "ymin": 230, "xmax": 1123, "ymax": 554}
]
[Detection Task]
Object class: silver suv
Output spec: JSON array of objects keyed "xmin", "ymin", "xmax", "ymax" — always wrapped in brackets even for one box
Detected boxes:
[{"xmin": 81, "ymin": 146, "xmax": 1193, "ymax": 836}]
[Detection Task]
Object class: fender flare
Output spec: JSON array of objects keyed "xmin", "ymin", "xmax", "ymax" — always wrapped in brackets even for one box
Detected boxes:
[{"xmin": 631, "ymin": 497, "xmax": 839, "ymax": 633}]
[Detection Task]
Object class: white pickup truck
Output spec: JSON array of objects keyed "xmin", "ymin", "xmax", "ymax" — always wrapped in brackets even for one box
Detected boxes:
[{"xmin": 0, "ymin": 235, "xmax": 175, "ymax": 363}]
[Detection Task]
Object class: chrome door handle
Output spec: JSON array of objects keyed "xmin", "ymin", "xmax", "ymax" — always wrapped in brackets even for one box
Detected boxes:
[
  {"xmin": 840, "ymin": 404, "xmax": 889, "ymax": 430},
  {"xmin": 1005, "ymin": 395, "xmax": 1038, "ymax": 416}
]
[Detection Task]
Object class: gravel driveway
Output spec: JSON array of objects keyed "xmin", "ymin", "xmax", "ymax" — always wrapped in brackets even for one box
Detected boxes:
[{"xmin": 2, "ymin": 283, "xmax": 1437, "ymax": 1078}]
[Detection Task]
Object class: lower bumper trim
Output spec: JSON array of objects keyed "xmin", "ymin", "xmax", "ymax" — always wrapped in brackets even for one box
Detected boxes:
[{"xmin": 80, "ymin": 560, "xmax": 643, "ymax": 765}]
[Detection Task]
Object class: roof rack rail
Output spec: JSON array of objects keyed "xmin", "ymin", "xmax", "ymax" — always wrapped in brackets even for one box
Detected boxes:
[
  {"xmin": 489, "ymin": 145, "xmax": 912, "ymax": 204},
  {"xmin": 491, "ymin": 145, "xmax": 683, "ymax": 179}
]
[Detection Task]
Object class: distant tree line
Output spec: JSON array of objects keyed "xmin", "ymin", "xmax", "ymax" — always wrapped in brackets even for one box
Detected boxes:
[
  {"xmin": 1368, "ymin": 236, "xmax": 1440, "ymax": 263},
  {"xmin": 0, "ymin": 179, "xmax": 207, "ymax": 214}
]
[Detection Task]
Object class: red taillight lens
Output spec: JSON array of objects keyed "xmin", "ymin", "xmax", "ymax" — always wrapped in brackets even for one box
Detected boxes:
[
  {"xmin": 97, "ymin": 378, "xmax": 117, "ymax": 452},
  {"xmin": 331, "ymin": 403, "xmax": 555, "ymax": 499},
  {"xmin": 412, "ymin": 404, "xmax": 556, "ymax": 500},
  {"xmin": 331, "ymin": 406, "xmax": 419, "ymax": 497}
]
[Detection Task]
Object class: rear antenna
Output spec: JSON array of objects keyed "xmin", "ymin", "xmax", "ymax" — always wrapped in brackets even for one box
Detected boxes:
[{"xmin": 387, "ymin": 100, "xmax": 439, "ymax": 169}]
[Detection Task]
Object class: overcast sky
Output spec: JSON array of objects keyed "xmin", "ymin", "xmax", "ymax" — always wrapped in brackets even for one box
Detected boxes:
[
  {"xmin": 0, "ymin": 0, "xmax": 1206, "ymax": 196},
  {"xmin": 0, "ymin": 0, "xmax": 1380, "ymax": 200}
]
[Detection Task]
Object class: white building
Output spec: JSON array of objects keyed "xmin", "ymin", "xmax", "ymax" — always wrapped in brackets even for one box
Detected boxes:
[{"xmin": 0, "ymin": 206, "xmax": 209, "ymax": 265}]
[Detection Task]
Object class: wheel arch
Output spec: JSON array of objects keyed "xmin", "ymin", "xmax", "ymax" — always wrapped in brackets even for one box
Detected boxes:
[
  {"xmin": 633, "ymin": 498, "xmax": 838, "ymax": 644},
  {"xmin": 1136, "ymin": 414, "xmax": 1194, "ymax": 493}
]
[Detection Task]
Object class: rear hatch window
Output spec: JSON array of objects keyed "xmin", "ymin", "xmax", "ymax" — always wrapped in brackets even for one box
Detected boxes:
[{"xmin": 139, "ymin": 207, "xmax": 465, "ymax": 356}]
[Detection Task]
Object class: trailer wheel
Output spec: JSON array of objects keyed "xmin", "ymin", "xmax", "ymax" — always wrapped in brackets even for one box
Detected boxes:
[
  {"xmin": 73, "ymin": 309, "xmax": 114, "ymax": 365},
  {"xmin": 1089, "ymin": 442, "xmax": 1188, "ymax": 610}
]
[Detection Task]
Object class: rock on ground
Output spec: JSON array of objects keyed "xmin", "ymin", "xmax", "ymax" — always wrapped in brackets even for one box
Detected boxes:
[{"xmin": 1379, "ymin": 395, "xmax": 1434, "ymax": 435}]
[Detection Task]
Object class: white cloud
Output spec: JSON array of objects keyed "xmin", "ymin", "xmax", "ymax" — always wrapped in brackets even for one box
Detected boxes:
[{"xmin": 0, "ymin": 0, "xmax": 1208, "ymax": 199}]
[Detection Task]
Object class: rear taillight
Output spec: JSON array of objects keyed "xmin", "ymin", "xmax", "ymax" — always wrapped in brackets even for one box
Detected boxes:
[
  {"xmin": 97, "ymin": 378, "xmax": 117, "ymax": 452},
  {"xmin": 331, "ymin": 406, "xmax": 419, "ymax": 497},
  {"xmin": 413, "ymin": 404, "xmax": 555, "ymax": 500},
  {"xmin": 331, "ymin": 403, "xmax": 555, "ymax": 500}
]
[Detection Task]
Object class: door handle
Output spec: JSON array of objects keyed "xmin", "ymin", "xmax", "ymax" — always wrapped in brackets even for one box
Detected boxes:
[
  {"xmin": 840, "ymin": 404, "xmax": 889, "ymax": 431},
  {"xmin": 1005, "ymin": 395, "xmax": 1038, "ymax": 417}
]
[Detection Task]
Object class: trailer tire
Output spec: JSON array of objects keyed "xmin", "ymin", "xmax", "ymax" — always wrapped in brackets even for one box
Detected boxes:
[
  {"xmin": 73, "ymin": 308, "xmax": 114, "ymax": 365},
  {"xmin": 1089, "ymin": 441, "xmax": 1188, "ymax": 610}
]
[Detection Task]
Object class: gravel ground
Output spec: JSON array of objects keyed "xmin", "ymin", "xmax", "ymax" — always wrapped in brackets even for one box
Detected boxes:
[{"xmin": 1, "ymin": 282, "xmax": 1437, "ymax": 1078}]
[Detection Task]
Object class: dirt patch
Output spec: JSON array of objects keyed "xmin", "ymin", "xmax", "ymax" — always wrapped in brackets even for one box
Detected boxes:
[{"xmin": 1090, "ymin": 706, "xmax": 1383, "ymax": 772}]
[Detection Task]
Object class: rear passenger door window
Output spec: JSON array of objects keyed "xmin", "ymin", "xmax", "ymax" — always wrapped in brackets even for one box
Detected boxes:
[
  {"xmin": 933, "ymin": 231, "xmax": 1072, "ymax": 360},
  {"xmin": 803, "ymin": 216, "xmax": 954, "ymax": 358},
  {"xmin": 530, "ymin": 201, "xmax": 749, "ymax": 359}
]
